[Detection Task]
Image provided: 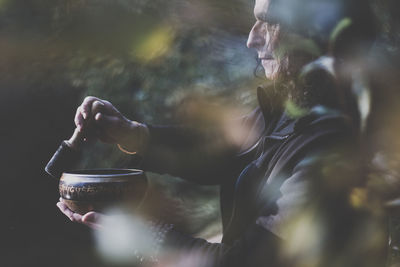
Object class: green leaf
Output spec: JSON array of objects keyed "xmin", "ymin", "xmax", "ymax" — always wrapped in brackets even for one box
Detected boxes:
[
  {"xmin": 285, "ymin": 99, "xmax": 308, "ymax": 118},
  {"xmin": 330, "ymin": 17, "xmax": 352, "ymax": 44}
]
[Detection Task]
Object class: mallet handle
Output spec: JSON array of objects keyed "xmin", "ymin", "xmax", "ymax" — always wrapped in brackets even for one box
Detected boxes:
[{"xmin": 45, "ymin": 128, "xmax": 84, "ymax": 179}]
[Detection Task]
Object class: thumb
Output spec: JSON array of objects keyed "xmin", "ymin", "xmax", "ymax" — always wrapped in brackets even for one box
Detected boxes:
[
  {"xmin": 94, "ymin": 112, "xmax": 122, "ymax": 136},
  {"xmin": 94, "ymin": 112, "xmax": 121, "ymax": 129},
  {"xmin": 82, "ymin": 211, "xmax": 105, "ymax": 230},
  {"xmin": 93, "ymin": 112, "xmax": 122, "ymax": 143},
  {"xmin": 82, "ymin": 211, "xmax": 104, "ymax": 223}
]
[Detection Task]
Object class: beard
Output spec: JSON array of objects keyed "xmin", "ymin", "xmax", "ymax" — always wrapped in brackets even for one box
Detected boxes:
[{"xmin": 259, "ymin": 52, "xmax": 342, "ymax": 111}]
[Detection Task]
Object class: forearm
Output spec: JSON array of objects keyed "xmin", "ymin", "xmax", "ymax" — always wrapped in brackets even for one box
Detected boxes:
[
  {"xmin": 140, "ymin": 124, "xmax": 241, "ymax": 185},
  {"xmin": 161, "ymin": 224, "xmax": 282, "ymax": 267}
]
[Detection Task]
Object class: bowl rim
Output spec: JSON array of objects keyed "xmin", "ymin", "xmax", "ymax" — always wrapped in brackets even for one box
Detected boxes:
[
  {"xmin": 61, "ymin": 168, "xmax": 144, "ymax": 178},
  {"xmin": 60, "ymin": 169, "xmax": 146, "ymax": 184}
]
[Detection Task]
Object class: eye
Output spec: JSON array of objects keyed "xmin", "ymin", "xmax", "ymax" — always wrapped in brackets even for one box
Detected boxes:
[
  {"xmin": 262, "ymin": 23, "xmax": 280, "ymax": 39},
  {"xmin": 258, "ymin": 21, "xmax": 269, "ymax": 34},
  {"xmin": 266, "ymin": 23, "xmax": 279, "ymax": 34},
  {"xmin": 256, "ymin": 20, "xmax": 279, "ymax": 37}
]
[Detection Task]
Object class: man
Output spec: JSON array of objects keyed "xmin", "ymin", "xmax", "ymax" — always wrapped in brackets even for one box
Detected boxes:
[{"xmin": 57, "ymin": 0, "xmax": 378, "ymax": 266}]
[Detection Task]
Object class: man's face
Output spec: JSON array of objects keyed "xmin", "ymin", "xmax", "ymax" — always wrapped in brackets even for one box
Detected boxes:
[{"xmin": 247, "ymin": 0, "xmax": 287, "ymax": 80}]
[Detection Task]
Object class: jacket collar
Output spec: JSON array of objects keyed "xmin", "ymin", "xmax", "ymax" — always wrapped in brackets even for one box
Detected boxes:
[
  {"xmin": 257, "ymin": 86, "xmax": 294, "ymax": 139},
  {"xmin": 258, "ymin": 86, "xmax": 346, "ymax": 140}
]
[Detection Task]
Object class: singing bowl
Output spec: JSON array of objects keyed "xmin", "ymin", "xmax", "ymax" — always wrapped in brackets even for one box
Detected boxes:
[{"xmin": 59, "ymin": 169, "xmax": 147, "ymax": 214}]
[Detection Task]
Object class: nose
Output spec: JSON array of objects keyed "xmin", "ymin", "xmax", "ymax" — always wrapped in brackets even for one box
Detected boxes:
[{"xmin": 247, "ymin": 21, "xmax": 264, "ymax": 49}]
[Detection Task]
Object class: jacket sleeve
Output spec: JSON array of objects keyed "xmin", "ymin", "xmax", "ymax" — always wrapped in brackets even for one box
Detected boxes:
[
  {"xmin": 140, "ymin": 108, "xmax": 264, "ymax": 185},
  {"xmin": 162, "ymin": 222, "xmax": 283, "ymax": 267},
  {"xmin": 254, "ymin": 155, "xmax": 313, "ymax": 239}
]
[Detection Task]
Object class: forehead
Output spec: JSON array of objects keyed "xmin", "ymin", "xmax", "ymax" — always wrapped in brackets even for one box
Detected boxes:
[{"xmin": 254, "ymin": 0, "xmax": 270, "ymax": 21}]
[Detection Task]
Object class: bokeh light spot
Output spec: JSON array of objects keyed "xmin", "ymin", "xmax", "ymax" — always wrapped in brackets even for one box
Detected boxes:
[{"xmin": 131, "ymin": 25, "xmax": 176, "ymax": 63}]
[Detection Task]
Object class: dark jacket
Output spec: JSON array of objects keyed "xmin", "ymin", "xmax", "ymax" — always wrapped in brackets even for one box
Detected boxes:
[{"xmin": 141, "ymin": 87, "xmax": 354, "ymax": 266}]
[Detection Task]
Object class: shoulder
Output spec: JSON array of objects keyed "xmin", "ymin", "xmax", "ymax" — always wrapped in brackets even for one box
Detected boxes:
[
  {"xmin": 292, "ymin": 105, "xmax": 356, "ymax": 143},
  {"xmin": 271, "ymin": 106, "xmax": 357, "ymax": 174}
]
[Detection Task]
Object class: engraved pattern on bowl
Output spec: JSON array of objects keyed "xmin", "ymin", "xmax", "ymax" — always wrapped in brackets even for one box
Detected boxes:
[{"xmin": 59, "ymin": 169, "xmax": 147, "ymax": 214}]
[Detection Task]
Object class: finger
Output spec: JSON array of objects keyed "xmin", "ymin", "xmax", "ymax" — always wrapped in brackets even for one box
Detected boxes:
[
  {"xmin": 94, "ymin": 112, "xmax": 124, "ymax": 136},
  {"xmin": 91, "ymin": 101, "xmax": 106, "ymax": 118},
  {"xmin": 94, "ymin": 112, "xmax": 120, "ymax": 128},
  {"xmin": 101, "ymin": 100, "xmax": 122, "ymax": 116},
  {"xmin": 93, "ymin": 113, "xmax": 121, "ymax": 142},
  {"xmin": 56, "ymin": 201, "xmax": 69, "ymax": 214},
  {"xmin": 81, "ymin": 96, "xmax": 101, "ymax": 120},
  {"xmin": 56, "ymin": 201, "xmax": 83, "ymax": 222},
  {"xmin": 71, "ymin": 212, "xmax": 83, "ymax": 222},
  {"xmin": 56, "ymin": 201, "xmax": 74, "ymax": 221},
  {"xmin": 74, "ymin": 106, "xmax": 84, "ymax": 131}
]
